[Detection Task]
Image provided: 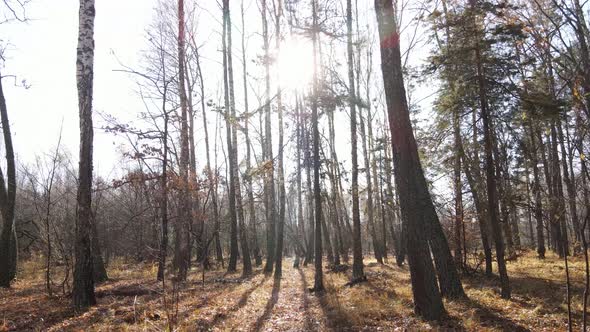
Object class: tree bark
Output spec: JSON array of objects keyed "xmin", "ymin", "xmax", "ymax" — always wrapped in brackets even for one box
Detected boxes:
[
  {"xmin": 195, "ymin": 37, "xmax": 223, "ymax": 267},
  {"xmin": 174, "ymin": 0, "xmax": 191, "ymax": 281},
  {"xmin": 311, "ymin": 0, "xmax": 324, "ymax": 292},
  {"xmin": 0, "ymin": 70, "xmax": 17, "ymax": 288},
  {"xmin": 347, "ymin": 0, "xmax": 366, "ymax": 282},
  {"xmin": 72, "ymin": 0, "xmax": 97, "ymax": 308},
  {"xmin": 226, "ymin": 0, "xmax": 252, "ymax": 276},
  {"xmin": 157, "ymin": 96, "xmax": 169, "ymax": 280},
  {"xmin": 261, "ymin": 0, "xmax": 277, "ymax": 273},
  {"xmin": 274, "ymin": 0, "xmax": 286, "ymax": 279},
  {"xmin": 375, "ymin": 0, "xmax": 446, "ymax": 319},
  {"xmin": 470, "ymin": 0, "xmax": 510, "ymax": 299},
  {"xmin": 222, "ymin": 0, "xmax": 240, "ymax": 273},
  {"xmin": 453, "ymin": 95, "xmax": 463, "ymax": 269},
  {"xmin": 241, "ymin": 0, "xmax": 261, "ymax": 267}
]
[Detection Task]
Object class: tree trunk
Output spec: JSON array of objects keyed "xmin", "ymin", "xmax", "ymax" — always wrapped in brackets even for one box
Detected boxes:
[
  {"xmin": 0, "ymin": 70, "xmax": 17, "ymax": 288},
  {"xmin": 157, "ymin": 101, "xmax": 169, "ymax": 280},
  {"xmin": 347, "ymin": 0, "xmax": 366, "ymax": 283},
  {"xmin": 470, "ymin": 0, "xmax": 510, "ymax": 299},
  {"xmin": 261, "ymin": 0, "xmax": 276, "ymax": 274},
  {"xmin": 523, "ymin": 156, "xmax": 536, "ymax": 248},
  {"xmin": 328, "ymin": 109, "xmax": 344, "ymax": 266},
  {"xmin": 375, "ymin": 0, "xmax": 446, "ymax": 319},
  {"xmin": 550, "ymin": 121, "xmax": 568, "ymax": 257},
  {"xmin": 558, "ymin": 119, "xmax": 580, "ymax": 246},
  {"xmin": 492, "ymin": 133, "xmax": 514, "ymax": 259},
  {"xmin": 241, "ymin": 0, "xmax": 261, "ymax": 267},
  {"xmin": 222, "ymin": 0, "xmax": 239, "ymax": 273},
  {"xmin": 304, "ymin": 122, "xmax": 315, "ymax": 266},
  {"xmin": 72, "ymin": 0, "xmax": 97, "ymax": 308},
  {"xmin": 195, "ymin": 36, "xmax": 223, "ymax": 267},
  {"xmin": 296, "ymin": 95, "xmax": 307, "ymax": 263},
  {"xmin": 453, "ymin": 94, "xmax": 463, "ymax": 269},
  {"xmin": 174, "ymin": 0, "xmax": 191, "ymax": 281},
  {"xmin": 225, "ymin": 0, "xmax": 252, "ymax": 276},
  {"xmin": 359, "ymin": 103, "xmax": 382, "ymax": 265},
  {"xmin": 274, "ymin": 0, "xmax": 286, "ymax": 279},
  {"xmin": 91, "ymin": 218, "xmax": 108, "ymax": 283},
  {"xmin": 311, "ymin": 0, "xmax": 324, "ymax": 292}
]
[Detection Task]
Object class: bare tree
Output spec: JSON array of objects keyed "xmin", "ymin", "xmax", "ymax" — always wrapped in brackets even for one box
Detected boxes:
[
  {"xmin": 310, "ymin": 0, "xmax": 323, "ymax": 293},
  {"xmin": 72, "ymin": 0, "xmax": 97, "ymax": 308},
  {"xmin": 374, "ymin": 0, "xmax": 445, "ymax": 320},
  {"xmin": 348, "ymin": 0, "xmax": 366, "ymax": 284}
]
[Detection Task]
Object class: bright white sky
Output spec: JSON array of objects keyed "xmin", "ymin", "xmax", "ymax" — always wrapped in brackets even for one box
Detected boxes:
[{"xmin": 1, "ymin": 0, "xmax": 156, "ymax": 177}]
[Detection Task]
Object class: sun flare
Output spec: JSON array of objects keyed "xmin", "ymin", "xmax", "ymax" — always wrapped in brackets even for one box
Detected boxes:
[{"xmin": 277, "ymin": 36, "xmax": 314, "ymax": 91}]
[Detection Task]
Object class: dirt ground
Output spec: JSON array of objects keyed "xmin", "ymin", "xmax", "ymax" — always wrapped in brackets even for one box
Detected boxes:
[{"xmin": 0, "ymin": 250, "xmax": 583, "ymax": 331}]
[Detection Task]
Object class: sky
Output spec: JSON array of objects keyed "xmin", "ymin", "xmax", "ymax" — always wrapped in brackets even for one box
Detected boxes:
[{"xmin": 1, "ymin": 0, "xmax": 159, "ymax": 177}]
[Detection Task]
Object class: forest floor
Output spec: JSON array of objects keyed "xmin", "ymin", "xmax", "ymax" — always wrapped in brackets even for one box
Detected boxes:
[{"xmin": 0, "ymin": 250, "xmax": 584, "ymax": 331}]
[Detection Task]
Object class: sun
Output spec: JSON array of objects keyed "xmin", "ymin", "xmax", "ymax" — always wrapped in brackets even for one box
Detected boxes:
[{"xmin": 277, "ymin": 36, "xmax": 314, "ymax": 91}]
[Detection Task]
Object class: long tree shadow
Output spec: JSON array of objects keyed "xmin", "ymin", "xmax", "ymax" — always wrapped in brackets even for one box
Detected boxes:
[
  {"xmin": 196, "ymin": 274, "xmax": 269, "ymax": 330},
  {"xmin": 463, "ymin": 272, "xmax": 583, "ymax": 320},
  {"xmin": 451, "ymin": 297, "xmax": 530, "ymax": 331},
  {"xmin": 3, "ymin": 294, "xmax": 79, "ymax": 331},
  {"xmin": 252, "ymin": 278, "xmax": 281, "ymax": 331},
  {"xmin": 297, "ymin": 267, "xmax": 316, "ymax": 331},
  {"xmin": 365, "ymin": 280, "xmax": 398, "ymax": 300},
  {"xmin": 309, "ymin": 273, "xmax": 357, "ymax": 331}
]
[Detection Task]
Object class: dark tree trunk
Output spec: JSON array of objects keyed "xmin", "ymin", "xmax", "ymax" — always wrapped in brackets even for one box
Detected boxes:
[
  {"xmin": 304, "ymin": 123, "xmax": 315, "ymax": 267},
  {"xmin": 470, "ymin": 0, "xmax": 510, "ymax": 299},
  {"xmin": 311, "ymin": 0, "xmax": 324, "ymax": 292},
  {"xmin": 348, "ymin": 0, "xmax": 366, "ymax": 282},
  {"xmin": 91, "ymin": 219, "xmax": 108, "ymax": 283},
  {"xmin": 523, "ymin": 157, "xmax": 535, "ymax": 248},
  {"xmin": 382, "ymin": 127, "xmax": 404, "ymax": 266},
  {"xmin": 550, "ymin": 121, "xmax": 567, "ymax": 257},
  {"xmin": 558, "ymin": 120, "xmax": 580, "ymax": 245},
  {"xmin": 72, "ymin": 0, "xmax": 97, "ymax": 308},
  {"xmin": 296, "ymin": 96, "xmax": 307, "ymax": 263},
  {"xmin": 274, "ymin": 0, "xmax": 286, "ymax": 279},
  {"xmin": 453, "ymin": 96, "xmax": 463, "ymax": 269},
  {"xmin": 460, "ymin": 148, "xmax": 493, "ymax": 273},
  {"xmin": 0, "ymin": 70, "xmax": 17, "ymax": 288},
  {"xmin": 222, "ymin": 0, "xmax": 239, "ymax": 273},
  {"xmin": 375, "ymin": 0, "xmax": 446, "ymax": 319},
  {"xmin": 157, "ymin": 104, "xmax": 169, "ymax": 281},
  {"xmin": 327, "ymin": 110, "xmax": 344, "ymax": 266},
  {"xmin": 261, "ymin": 0, "xmax": 276, "ymax": 274},
  {"xmin": 226, "ymin": 0, "xmax": 252, "ymax": 276},
  {"xmin": 174, "ymin": 0, "xmax": 191, "ymax": 281},
  {"xmin": 241, "ymin": 0, "xmax": 261, "ymax": 267},
  {"xmin": 492, "ymin": 132, "xmax": 514, "ymax": 259}
]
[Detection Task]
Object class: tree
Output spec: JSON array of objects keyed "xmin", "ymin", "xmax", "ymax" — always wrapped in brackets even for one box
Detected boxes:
[
  {"xmin": 374, "ymin": 0, "xmax": 446, "ymax": 320},
  {"xmin": 173, "ymin": 0, "xmax": 191, "ymax": 281},
  {"xmin": 72, "ymin": 0, "xmax": 97, "ymax": 308},
  {"xmin": 156, "ymin": 90, "xmax": 170, "ymax": 280},
  {"xmin": 468, "ymin": 0, "xmax": 510, "ymax": 299},
  {"xmin": 261, "ymin": 0, "xmax": 277, "ymax": 274},
  {"xmin": 224, "ymin": 0, "xmax": 252, "ymax": 276},
  {"xmin": 310, "ymin": 0, "xmax": 323, "ymax": 293},
  {"xmin": 348, "ymin": 0, "xmax": 365, "ymax": 284},
  {"xmin": 274, "ymin": 0, "xmax": 286, "ymax": 279},
  {"xmin": 222, "ymin": 0, "xmax": 239, "ymax": 273},
  {"xmin": 241, "ymin": 0, "xmax": 261, "ymax": 267},
  {"xmin": 0, "ymin": 69, "xmax": 17, "ymax": 288}
]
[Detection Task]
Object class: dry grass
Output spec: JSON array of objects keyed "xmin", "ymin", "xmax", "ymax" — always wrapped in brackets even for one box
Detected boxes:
[{"xmin": 0, "ymin": 250, "xmax": 585, "ymax": 331}]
